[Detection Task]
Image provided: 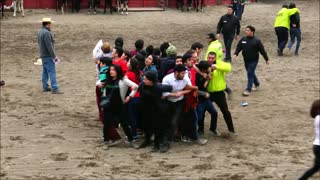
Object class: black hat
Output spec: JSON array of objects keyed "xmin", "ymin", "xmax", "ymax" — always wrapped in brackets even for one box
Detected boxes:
[{"xmin": 144, "ymin": 71, "xmax": 158, "ymax": 83}]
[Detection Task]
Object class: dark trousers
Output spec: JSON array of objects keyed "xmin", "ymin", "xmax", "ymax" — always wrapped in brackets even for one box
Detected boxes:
[
  {"xmin": 275, "ymin": 27, "xmax": 289, "ymax": 53},
  {"xmin": 96, "ymin": 86, "xmax": 103, "ymax": 122},
  {"xmin": 127, "ymin": 97, "xmax": 141, "ymax": 138},
  {"xmin": 223, "ymin": 34, "xmax": 234, "ymax": 61},
  {"xmin": 103, "ymin": 105, "xmax": 133, "ymax": 142},
  {"xmin": 141, "ymin": 107, "xmax": 166, "ymax": 148},
  {"xmin": 104, "ymin": 0, "xmax": 113, "ymax": 14},
  {"xmin": 209, "ymin": 91, "xmax": 235, "ymax": 132},
  {"xmin": 165, "ymin": 100, "xmax": 184, "ymax": 143},
  {"xmin": 244, "ymin": 61, "xmax": 260, "ymax": 92},
  {"xmin": 299, "ymin": 145, "xmax": 320, "ymax": 180},
  {"xmin": 72, "ymin": 0, "xmax": 80, "ymax": 12},
  {"xmin": 197, "ymin": 99, "xmax": 218, "ymax": 132}
]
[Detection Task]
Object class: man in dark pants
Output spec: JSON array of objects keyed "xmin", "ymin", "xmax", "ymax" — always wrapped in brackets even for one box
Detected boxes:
[
  {"xmin": 217, "ymin": 5, "xmax": 240, "ymax": 62},
  {"xmin": 206, "ymin": 52, "xmax": 235, "ymax": 134},
  {"xmin": 274, "ymin": 4, "xmax": 299, "ymax": 56},
  {"xmin": 233, "ymin": 25, "xmax": 269, "ymax": 96}
]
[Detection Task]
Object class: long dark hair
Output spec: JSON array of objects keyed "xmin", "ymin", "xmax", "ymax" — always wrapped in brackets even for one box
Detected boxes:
[
  {"xmin": 106, "ymin": 64, "xmax": 124, "ymax": 82},
  {"xmin": 129, "ymin": 58, "xmax": 141, "ymax": 82},
  {"xmin": 310, "ymin": 99, "xmax": 320, "ymax": 118}
]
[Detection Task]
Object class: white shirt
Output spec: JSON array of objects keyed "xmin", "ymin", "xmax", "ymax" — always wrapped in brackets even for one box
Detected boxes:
[
  {"xmin": 162, "ymin": 73, "xmax": 191, "ymax": 102},
  {"xmin": 313, "ymin": 115, "xmax": 320, "ymax": 146}
]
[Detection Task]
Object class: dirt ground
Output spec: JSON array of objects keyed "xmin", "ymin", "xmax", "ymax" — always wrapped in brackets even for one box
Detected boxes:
[{"xmin": 0, "ymin": 0, "xmax": 319, "ymax": 179}]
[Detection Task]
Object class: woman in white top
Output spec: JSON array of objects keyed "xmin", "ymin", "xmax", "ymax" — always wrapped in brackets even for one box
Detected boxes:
[{"xmin": 299, "ymin": 99, "xmax": 320, "ymax": 180}]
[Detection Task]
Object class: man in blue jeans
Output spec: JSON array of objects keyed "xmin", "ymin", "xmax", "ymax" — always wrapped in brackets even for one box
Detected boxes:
[
  {"xmin": 287, "ymin": 3, "xmax": 301, "ymax": 56},
  {"xmin": 233, "ymin": 25, "xmax": 269, "ymax": 96},
  {"xmin": 38, "ymin": 18, "xmax": 63, "ymax": 94}
]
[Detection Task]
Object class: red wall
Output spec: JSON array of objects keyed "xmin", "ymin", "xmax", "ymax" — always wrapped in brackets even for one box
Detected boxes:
[{"xmin": 8, "ymin": 0, "xmax": 255, "ymax": 9}]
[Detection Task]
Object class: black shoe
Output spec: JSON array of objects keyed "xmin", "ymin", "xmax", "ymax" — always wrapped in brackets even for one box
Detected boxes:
[
  {"xmin": 159, "ymin": 144, "xmax": 169, "ymax": 153},
  {"xmin": 42, "ymin": 87, "xmax": 51, "ymax": 92},
  {"xmin": 150, "ymin": 146, "xmax": 160, "ymax": 153},
  {"xmin": 277, "ymin": 49, "xmax": 283, "ymax": 56},
  {"xmin": 138, "ymin": 141, "xmax": 151, "ymax": 149}
]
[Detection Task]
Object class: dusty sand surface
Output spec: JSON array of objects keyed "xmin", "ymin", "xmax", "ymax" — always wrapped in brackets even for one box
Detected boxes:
[{"xmin": 1, "ymin": 0, "xmax": 319, "ymax": 179}]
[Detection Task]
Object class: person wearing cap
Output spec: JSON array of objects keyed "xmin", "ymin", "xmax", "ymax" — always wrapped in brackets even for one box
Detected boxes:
[
  {"xmin": 216, "ymin": 5, "xmax": 241, "ymax": 62},
  {"xmin": 37, "ymin": 18, "xmax": 63, "ymax": 94},
  {"xmin": 274, "ymin": 4, "xmax": 299, "ymax": 56},
  {"xmin": 159, "ymin": 44, "xmax": 177, "ymax": 81},
  {"xmin": 137, "ymin": 71, "xmax": 173, "ymax": 152},
  {"xmin": 233, "ymin": 25, "xmax": 269, "ymax": 96}
]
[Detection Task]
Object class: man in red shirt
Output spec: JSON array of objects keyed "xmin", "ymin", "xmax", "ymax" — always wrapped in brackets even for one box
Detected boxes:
[{"xmin": 112, "ymin": 46, "xmax": 128, "ymax": 73}]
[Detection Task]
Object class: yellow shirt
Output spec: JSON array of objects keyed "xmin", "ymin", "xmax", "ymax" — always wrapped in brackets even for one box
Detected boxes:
[{"xmin": 274, "ymin": 8, "xmax": 299, "ymax": 29}]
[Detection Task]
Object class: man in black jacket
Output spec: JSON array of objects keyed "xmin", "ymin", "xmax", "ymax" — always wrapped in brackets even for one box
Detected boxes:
[
  {"xmin": 233, "ymin": 25, "xmax": 269, "ymax": 96},
  {"xmin": 217, "ymin": 5, "xmax": 240, "ymax": 62}
]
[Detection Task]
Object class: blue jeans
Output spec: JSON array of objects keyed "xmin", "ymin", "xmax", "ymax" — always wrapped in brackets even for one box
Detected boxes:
[
  {"xmin": 244, "ymin": 61, "xmax": 260, "ymax": 92},
  {"xmin": 42, "ymin": 57, "xmax": 59, "ymax": 91},
  {"xmin": 196, "ymin": 99, "xmax": 218, "ymax": 132},
  {"xmin": 223, "ymin": 34, "xmax": 234, "ymax": 61},
  {"xmin": 287, "ymin": 28, "xmax": 301, "ymax": 55},
  {"xmin": 127, "ymin": 97, "xmax": 141, "ymax": 138}
]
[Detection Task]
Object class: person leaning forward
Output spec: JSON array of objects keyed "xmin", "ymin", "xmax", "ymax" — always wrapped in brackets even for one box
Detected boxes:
[{"xmin": 37, "ymin": 18, "xmax": 63, "ymax": 94}]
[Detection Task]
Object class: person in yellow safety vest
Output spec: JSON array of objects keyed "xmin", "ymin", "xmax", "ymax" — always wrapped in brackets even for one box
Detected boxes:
[
  {"xmin": 204, "ymin": 33, "xmax": 224, "ymax": 62},
  {"xmin": 204, "ymin": 33, "xmax": 233, "ymax": 98},
  {"xmin": 206, "ymin": 52, "xmax": 236, "ymax": 134},
  {"xmin": 274, "ymin": 4, "xmax": 300, "ymax": 56}
]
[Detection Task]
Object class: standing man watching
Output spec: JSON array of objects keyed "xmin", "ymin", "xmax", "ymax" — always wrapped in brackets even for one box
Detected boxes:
[
  {"xmin": 233, "ymin": 25, "xmax": 269, "ymax": 96},
  {"xmin": 274, "ymin": 4, "xmax": 299, "ymax": 56},
  {"xmin": 38, "ymin": 18, "xmax": 63, "ymax": 94},
  {"xmin": 216, "ymin": 5, "xmax": 241, "ymax": 62}
]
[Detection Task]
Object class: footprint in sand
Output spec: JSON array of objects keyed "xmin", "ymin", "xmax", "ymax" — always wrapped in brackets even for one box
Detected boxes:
[
  {"xmin": 50, "ymin": 153, "xmax": 68, "ymax": 161},
  {"xmin": 9, "ymin": 136, "xmax": 24, "ymax": 141},
  {"xmin": 77, "ymin": 161, "xmax": 99, "ymax": 167},
  {"xmin": 41, "ymin": 134, "xmax": 65, "ymax": 140},
  {"xmin": 193, "ymin": 163, "xmax": 212, "ymax": 170}
]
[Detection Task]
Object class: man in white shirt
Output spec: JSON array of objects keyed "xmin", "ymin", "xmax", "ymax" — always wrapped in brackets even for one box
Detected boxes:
[{"xmin": 161, "ymin": 64, "xmax": 197, "ymax": 152}]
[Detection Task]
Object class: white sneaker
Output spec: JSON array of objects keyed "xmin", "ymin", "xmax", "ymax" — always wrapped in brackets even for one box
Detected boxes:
[
  {"xmin": 181, "ymin": 136, "xmax": 192, "ymax": 143},
  {"xmin": 212, "ymin": 130, "xmax": 221, "ymax": 136},
  {"xmin": 252, "ymin": 86, "xmax": 259, "ymax": 91},
  {"xmin": 125, "ymin": 11, "xmax": 128, "ymax": 15},
  {"xmin": 196, "ymin": 138, "xmax": 208, "ymax": 145},
  {"xmin": 121, "ymin": 11, "xmax": 124, "ymax": 15},
  {"xmin": 242, "ymin": 90, "xmax": 250, "ymax": 96}
]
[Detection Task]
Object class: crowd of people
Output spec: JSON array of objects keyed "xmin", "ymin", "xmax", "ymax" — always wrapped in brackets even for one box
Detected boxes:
[{"xmin": 36, "ymin": 2, "xmax": 319, "ymax": 179}]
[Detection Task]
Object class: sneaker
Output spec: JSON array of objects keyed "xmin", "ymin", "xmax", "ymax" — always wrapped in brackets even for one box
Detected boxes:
[
  {"xmin": 88, "ymin": 11, "xmax": 90, "ymax": 15},
  {"xmin": 242, "ymin": 90, "xmax": 250, "ymax": 96},
  {"xmin": 229, "ymin": 130, "xmax": 238, "ymax": 135},
  {"xmin": 42, "ymin": 87, "xmax": 51, "ymax": 92},
  {"xmin": 129, "ymin": 141, "xmax": 139, "ymax": 149},
  {"xmin": 196, "ymin": 138, "xmax": 208, "ymax": 145},
  {"xmin": 212, "ymin": 130, "xmax": 221, "ymax": 136},
  {"xmin": 125, "ymin": 11, "xmax": 128, "ymax": 15},
  {"xmin": 252, "ymin": 86, "xmax": 259, "ymax": 91},
  {"xmin": 181, "ymin": 136, "xmax": 192, "ymax": 143},
  {"xmin": 277, "ymin": 49, "xmax": 283, "ymax": 56},
  {"xmin": 138, "ymin": 140, "xmax": 151, "ymax": 149},
  {"xmin": 52, "ymin": 89, "xmax": 64, "ymax": 94},
  {"xmin": 121, "ymin": 11, "xmax": 123, "ymax": 15},
  {"xmin": 109, "ymin": 139, "xmax": 122, "ymax": 147},
  {"xmin": 93, "ymin": 11, "xmax": 96, "ymax": 15},
  {"xmin": 159, "ymin": 144, "xmax": 169, "ymax": 153},
  {"xmin": 150, "ymin": 146, "xmax": 160, "ymax": 153}
]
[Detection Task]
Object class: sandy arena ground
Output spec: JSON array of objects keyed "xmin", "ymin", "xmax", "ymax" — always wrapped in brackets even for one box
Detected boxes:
[{"xmin": 1, "ymin": 0, "xmax": 319, "ymax": 179}]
